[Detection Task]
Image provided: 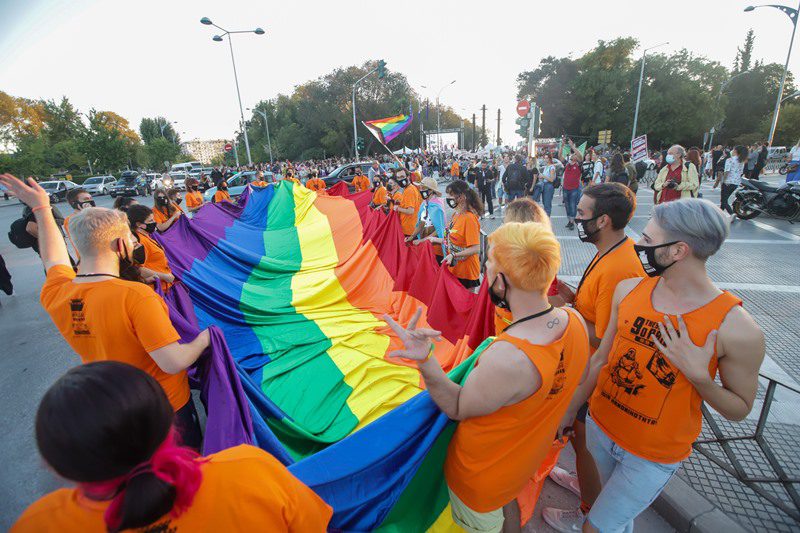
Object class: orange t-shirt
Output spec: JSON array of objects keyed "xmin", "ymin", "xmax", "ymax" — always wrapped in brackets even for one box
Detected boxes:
[
  {"xmin": 352, "ymin": 174, "xmax": 370, "ymax": 192},
  {"xmin": 185, "ymin": 191, "xmax": 204, "ymax": 211},
  {"xmin": 446, "ymin": 212, "xmax": 481, "ymax": 281},
  {"xmin": 445, "ymin": 310, "xmax": 589, "ymax": 512},
  {"xmin": 138, "ymin": 231, "xmax": 173, "ymax": 290},
  {"xmin": 590, "ymin": 277, "xmax": 741, "ymax": 463},
  {"xmin": 152, "ymin": 203, "xmax": 184, "ymax": 225},
  {"xmin": 372, "ymin": 186, "xmax": 387, "ymax": 206},
  {"xmin": 306, "ymin": 177, "xmax": 326, "ymax": 191},
  {"xmin": 39, "ymin": 265, "xmax": 187, "ymax": 410},
  {"xmin": 451, "ymin": 162, "xmax": 460, "ymax": 177},
  {"xmin": 399, "ymin": 184, "xmax": 422, "ymax": 236},
  {"xmin": 213, "ymin": 190, "xmax": 231, "ymax": 203},
  {"xmin": 573, "ymin": 237, "xmax": 646, "ymax": 339},
  {"xmin": 250, "ymin": 181, "xmax": 268, "ymax": 187},
  {"xmin": 12, "ymin": 445, "xmax": 333, "ymax": 533}
]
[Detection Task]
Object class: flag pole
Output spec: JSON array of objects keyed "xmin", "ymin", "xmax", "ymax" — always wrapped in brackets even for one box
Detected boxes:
[{"xmin": 362, "ymin": 121, "xmax": 402, "ymax": 164}]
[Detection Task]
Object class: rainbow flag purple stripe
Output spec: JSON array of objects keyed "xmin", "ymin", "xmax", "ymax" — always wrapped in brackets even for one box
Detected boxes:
[{"xmin": 363, "ymin": 113, "xmax": 413, "ymax": 144}]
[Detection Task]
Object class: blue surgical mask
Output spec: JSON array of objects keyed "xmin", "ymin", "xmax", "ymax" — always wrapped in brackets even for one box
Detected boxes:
[{"xmin": 665, "ymin": 154, "xmax": 676, "ymax": 164}]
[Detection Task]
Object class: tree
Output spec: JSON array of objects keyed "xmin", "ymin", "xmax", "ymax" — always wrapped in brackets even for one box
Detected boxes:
[
  {"xmin": 140, "ymin": 117, "xmax": 180, "ymax": 145},
  {"xmin": 734, "ymin": 29, "xmax": 755, "ymax": 74},
  {"xmin": 768, "ymin": 102, "xmax": 800, "ymax": 146},
  {"xmin": 142, "ymin": 137, "xmax": 180, "ymax": 171},
  {"xmin": 80, "ymin": 109, "xmax": 138, "ymax": 172}
]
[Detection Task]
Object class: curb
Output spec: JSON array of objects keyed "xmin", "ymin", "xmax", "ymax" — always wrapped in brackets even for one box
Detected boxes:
[{"xmin": 653, "ymin": 475, "xmax": 749, "ymax": 533}]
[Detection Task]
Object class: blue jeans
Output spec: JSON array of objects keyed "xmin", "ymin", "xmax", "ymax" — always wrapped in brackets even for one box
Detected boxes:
[
  {"xmin": 563, "ymin": 187, "xmax": 581, "ymax": 219},
  {"xmin": 540, "ymin": 181, "xmax": 555, "ymax": 216},
  {"xmin": 507, "ymin": 189, "xmax": 524, "ymax": 201},
  {"xmin": 586, "ymin": 416, "xmax": 680, "ymax": 533},
  {"xmin": 530, "ymin": 181, "xmax": 543, "ymax": 202}
]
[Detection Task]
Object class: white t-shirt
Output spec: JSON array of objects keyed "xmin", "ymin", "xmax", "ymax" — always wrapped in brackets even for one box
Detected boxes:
[
  {"xmin": 593, "ymin": 161, "xmax": 604, "ymax": 183},
  {"xmin": 790, "ymin": 146, "xmax": 800, "ymax": 161},
  {"xmin": 724, "ymin": 157, "xmax": 745, "ymax": 185}
]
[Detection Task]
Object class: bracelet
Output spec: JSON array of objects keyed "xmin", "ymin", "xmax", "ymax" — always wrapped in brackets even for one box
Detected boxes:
[
  {"xmin": 423, "ymin": 343, "xmax": 435, "ymax": 362},
  {"xmin": 31, "ymin": 205, "xmax": 50, "ymax": 214}
]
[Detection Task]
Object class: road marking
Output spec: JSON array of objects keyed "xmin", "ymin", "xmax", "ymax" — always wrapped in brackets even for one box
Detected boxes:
[
  {"xmin": 746, "ymin": 219, "xmax": 800, "ymax": 241},
  {"xmin": 557, "ymin": 275, "xmax": 800, "ymax": 293}
]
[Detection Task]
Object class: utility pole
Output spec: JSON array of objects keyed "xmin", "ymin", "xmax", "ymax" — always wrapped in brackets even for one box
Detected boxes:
[
  {"xmin": 496, "ymin": 108, "xmax": 501, "ymax": 145},
  {"xmin": 472, "ymin": 114, "xmax": 477, "ymax": 151},
  {"xmin": 481, "ymin": 105, "xmax": 487, "ymax": 148}
]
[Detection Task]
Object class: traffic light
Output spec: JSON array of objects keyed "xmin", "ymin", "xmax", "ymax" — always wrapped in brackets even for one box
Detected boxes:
[
  {"xmin": 377, "ymin": 60, "xmax": 387, "ymax": 79},
  {"xmin": 515, "ymin": 116, "xmax": 529, "ymax": 139},
  {"xmin": 356, "ymin": 136, "xmax": 365, "ymax": 152}
]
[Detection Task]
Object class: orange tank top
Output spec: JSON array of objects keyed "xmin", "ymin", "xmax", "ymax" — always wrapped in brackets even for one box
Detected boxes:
[
  {"xmin": 445, "ymin": 310, "xmax": 589, "ymax": 512},
  {"xmin": 589, "ymin": 276, "xmax": 741, "ymax": 463}
]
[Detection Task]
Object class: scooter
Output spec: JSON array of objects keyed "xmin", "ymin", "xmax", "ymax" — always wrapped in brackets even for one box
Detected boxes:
[{"xmin": 732, "ymin": 178, "xmax": 800, "ymax": 222}]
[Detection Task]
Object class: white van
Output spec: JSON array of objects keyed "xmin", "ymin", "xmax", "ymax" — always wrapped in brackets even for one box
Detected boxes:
[{"xmin": 170, "ymin": 162, "xmax": 202, "ymax": 174}]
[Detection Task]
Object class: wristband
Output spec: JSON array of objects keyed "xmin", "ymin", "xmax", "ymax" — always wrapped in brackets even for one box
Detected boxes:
[
  {"xmin": 31, "ymin": 205, "xmax": 50, "ymax": 214},
  {"xmin": 423, "ymin": 343, "xmax": 435, "ymax": 362}
]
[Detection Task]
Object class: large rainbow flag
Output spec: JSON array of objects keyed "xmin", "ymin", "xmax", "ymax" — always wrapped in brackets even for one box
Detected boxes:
[
  {"xmin": 156, "ymin": 181, "xmax": 498, "ymax": 530},
  {"xmin": 363, "ymin": 113, "xmax": 414, "ymax": 144}
]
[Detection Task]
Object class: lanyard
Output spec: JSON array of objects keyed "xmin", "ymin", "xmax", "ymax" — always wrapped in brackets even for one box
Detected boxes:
[
  {"xmin": 505, "ymin": 305, "xmax": 555, "ymax": 330},
  {"xmin": 574, "ymin": 237, "xmax": 628, "ymax": 299},
  {"xmin": 75, "ymin": 273, "xmax": 120, "ymax": 279}
]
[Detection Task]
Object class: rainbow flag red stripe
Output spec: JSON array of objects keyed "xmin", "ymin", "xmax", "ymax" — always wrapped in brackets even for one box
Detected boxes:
[{"xmin": 363, "ymin": 113, "xmax": 413, "ymax": 144}]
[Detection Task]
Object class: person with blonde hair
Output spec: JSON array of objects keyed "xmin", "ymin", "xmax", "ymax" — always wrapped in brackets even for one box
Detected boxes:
[
  {"xmin": 0, "ymin": 174, "xmax": 211, "ymax": 450},
  {"xmin": 384, "ymin": 221, "xmax": 590, "ymax": 533}
]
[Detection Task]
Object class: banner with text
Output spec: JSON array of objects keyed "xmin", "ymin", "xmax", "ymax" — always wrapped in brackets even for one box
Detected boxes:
[{"xmin": 631, "ymin": 134, "xmax": 648, "ymax": 162}]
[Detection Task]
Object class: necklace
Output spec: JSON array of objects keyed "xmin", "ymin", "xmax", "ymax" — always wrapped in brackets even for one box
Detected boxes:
[{"xmin": 506, "ymin": 305, "xmax": 555, "ymax": 329}]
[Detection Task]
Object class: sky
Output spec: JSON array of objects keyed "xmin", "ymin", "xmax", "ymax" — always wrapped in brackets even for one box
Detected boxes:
[{"xmin": 1, "ymin": 0, "xmax": 798, "ymax": 148}]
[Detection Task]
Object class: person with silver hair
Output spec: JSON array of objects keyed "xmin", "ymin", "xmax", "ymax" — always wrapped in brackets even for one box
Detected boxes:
[
  {"xmin": 555, "ymin": 198, "xmax": 765, "ymax": 533},
  {"xmin": 653, "ymin": 144, "xmax": 699, "ymax": 204}
]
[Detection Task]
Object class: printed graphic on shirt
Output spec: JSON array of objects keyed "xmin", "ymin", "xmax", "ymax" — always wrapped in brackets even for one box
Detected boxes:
[
  {"xmin": 599, "ymin": 316, "xmax": 676, "ymax": 424},
  {"xmin": 143, "ymin": 520, "xmax": 176, "ymax": 533},
  {"xmin": 548, "ymin": 351, "xmax": 566, "ymax": 396},
  {"xmin": 70, "ymin": 298, "xmax": 91, "ymax": 336}
]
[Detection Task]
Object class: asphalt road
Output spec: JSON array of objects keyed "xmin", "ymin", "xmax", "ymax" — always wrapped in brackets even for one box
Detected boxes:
[{"xmin": 3, "ymin": 175, "xmax": 797, "ymax": 530}]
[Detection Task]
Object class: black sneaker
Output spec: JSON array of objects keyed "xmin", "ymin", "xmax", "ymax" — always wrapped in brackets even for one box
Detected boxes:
[{"xmin": 567, "ymin": 221, "xmax": 575, "ymax": 230}]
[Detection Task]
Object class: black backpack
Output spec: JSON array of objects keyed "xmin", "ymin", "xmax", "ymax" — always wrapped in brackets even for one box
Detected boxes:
[
  {"xmin": 505, "ymin": 164, "xmax": 524, "ymax": 190},
  {"xmin": 8, "ymin": 217, "xmax": 36, "ymax": 249}
]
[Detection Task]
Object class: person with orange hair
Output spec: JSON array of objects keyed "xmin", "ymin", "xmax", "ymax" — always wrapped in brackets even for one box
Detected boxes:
[{"xmin": 384, "ymin": 221, "xmax": 590, "ymax": 533}]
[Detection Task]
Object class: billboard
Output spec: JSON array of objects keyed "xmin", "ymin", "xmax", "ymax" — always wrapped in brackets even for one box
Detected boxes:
[
  {"xmin": 425, "ymin": 131, "xmax": 460, "ymax": 151},
  {"xmin": 631, "ymin": 134, "xmax": 648, "ymax": 162}
]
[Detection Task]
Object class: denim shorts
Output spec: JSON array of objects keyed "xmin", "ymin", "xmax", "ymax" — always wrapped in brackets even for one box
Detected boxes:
[{"xmin": 585, "ymin": 415, "xmax": 680, "ymax": 533}]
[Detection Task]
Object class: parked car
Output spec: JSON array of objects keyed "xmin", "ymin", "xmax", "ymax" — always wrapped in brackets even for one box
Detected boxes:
[
  {"xmin": 110, "ymin": 171, "xmax": 150, "ymax": 197},
  {"xmin": 81, "ymin": 175, "xmax": 116, "ymax": 195},
  {"xmin": 203, "ymin": 171, "xmax": 275, "ymax": 202},
  {"xmin": 40, "ymin": 180, "xmax": 79, "ymax": 204},
  {"xmin": 170, "ymin": 162, "xmax": 202, "ymax": 174},
  {"xmin": 323, "ymin": 162, "xmax": 374, "ymax": 188}
]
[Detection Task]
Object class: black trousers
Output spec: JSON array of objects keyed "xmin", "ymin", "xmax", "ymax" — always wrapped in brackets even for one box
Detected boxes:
[
  {"xmin": 479, "ymin": 182, "xmax": 493, "ymax": 215},
  {"xmin": 175, "ymin": 397, "xmax": 203, "ymax": 451},
  {"xmin": 721, "ymin": 183, "xmax": 737, "ymax": 214}
]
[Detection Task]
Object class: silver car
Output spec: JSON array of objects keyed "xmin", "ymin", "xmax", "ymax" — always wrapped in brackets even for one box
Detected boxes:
[{"xmin": 82, "ymin": 175, "xmax": 116, "ymax": 195}]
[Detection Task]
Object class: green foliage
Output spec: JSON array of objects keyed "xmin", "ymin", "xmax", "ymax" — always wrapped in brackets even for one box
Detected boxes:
[
  {"xmin": 140, "ymin": 117, "xmax": 180, "ymax": 145},
  {"xmin": 516, "ymin": 34, "xmax": 790, "ymax": 148},
  {"xmin": 768, "ymin": 102, "xmax": 800, "ymax": 146},
  {"xmin": 142, "ymin": 137, "xmax": 181, "ymax": 171}
]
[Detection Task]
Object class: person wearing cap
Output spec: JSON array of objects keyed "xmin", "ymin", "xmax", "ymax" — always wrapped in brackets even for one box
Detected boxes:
[{"xmin": 406, "ymin": 177, "xmax": 448, "ymax": 263}]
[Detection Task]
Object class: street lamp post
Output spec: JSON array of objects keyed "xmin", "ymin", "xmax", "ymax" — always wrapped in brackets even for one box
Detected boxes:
[
  {"xmin": 248, "ymin": 107, "xmax": 274, "ymax": 166},
  {"xmin": 632, "ymin": 42, "xmax": 669, "ymax": 140},
  {"xmin": 159, "ymin": 120, "xmax": 177, "ymax": 139},
  {"xmin": 351, "ymin": 64, "xmax": 380, "ymax": 159},
  {"xmin": 745, "ymin": 2, "xmax": 800, "ymax": 145},
  {"xmin": 422, "ymin": 81, "xmax": 456, "ymax": 171},
  {"xmin": 200, "ymin": 17, "xmax": 264, "ymax": 166}
]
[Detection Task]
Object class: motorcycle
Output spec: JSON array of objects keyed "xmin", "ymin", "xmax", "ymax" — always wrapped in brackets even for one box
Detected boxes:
[
  {"xmin": 778, "ymin": 161, "xmax": 799, "ymax": 175},
  {"xmin": 732, "ymin": 178, "xmax": 800, "ymax": 222}
]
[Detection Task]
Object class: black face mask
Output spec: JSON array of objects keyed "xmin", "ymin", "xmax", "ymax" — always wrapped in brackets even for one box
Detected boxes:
[
  {"xmin": 157, "ymin": 197, "xmax": 169, "ymax": 206},
  {"xmin": 143, "ymin": 221, "xmax": 157, "ymax": 234},
  {"xmin": 446, "ymin": 198, "xmax": 457, "ymax": 209},
  {"xmin": 191, "ymin": 186, "xmax": 199, "ymax": 191},
  {"xmin": 373, "ymin": 181, "xmax": 382, "ymax": 188},
  {"xmin": 174, "ymin": 197, "xmax": 183, "ymax": 205},
  {"xmin": 575, "ymin": 214, "xmax": 602, "ymax": 243},
  {"xmin": 398, "ymin": 178, "xmax": 409, "ymax": 188},
  {"xmin": 73, "ymin": 200, "xmax": 95, "ymax": 210},
  {"xmin": 633, "ymin": 242, "xmax": 679, "ymax": 277},
  {"xmin": 421, "ymin": 190, "xmax": 431, "ymax": 199},
  {"xmin": 131, "ymin": 243, "xmax": 146, "ymax": 265},
  {"xmin": 489, "ymin": 273, "xmax": 510, "ymax": 309}
]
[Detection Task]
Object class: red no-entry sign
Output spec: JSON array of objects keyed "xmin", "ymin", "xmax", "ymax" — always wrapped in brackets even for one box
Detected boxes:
[
  {"xmin": 224, "ymin": 143, "xmax": 233, "ymax": 153},
  {"xmin": 516, "ymin": 100, "xmax": 531, "ymax": 117}
]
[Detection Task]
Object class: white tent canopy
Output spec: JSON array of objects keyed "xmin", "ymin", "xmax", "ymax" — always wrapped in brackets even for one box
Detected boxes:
[{"xmin": 392, "ymin": 146, "xmax": 419, "ymax": 155}]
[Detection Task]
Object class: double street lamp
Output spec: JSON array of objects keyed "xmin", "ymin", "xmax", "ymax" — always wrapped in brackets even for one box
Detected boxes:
[
  {"xmin": 745, "ymin": 2, "xmax": 799, "ymax": 145},
  {"xmin": 631, "ymin": 42, "xmax": 669, "ymax": 140},
  {"xmin": 200, "ymin": 17, "xmax": 265, "ymax": 166}
]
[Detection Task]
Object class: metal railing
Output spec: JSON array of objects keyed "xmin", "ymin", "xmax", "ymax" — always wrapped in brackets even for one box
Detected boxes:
[{"xmin": 693, "ymin": 373, "xmax": 800, "ymax": 522}]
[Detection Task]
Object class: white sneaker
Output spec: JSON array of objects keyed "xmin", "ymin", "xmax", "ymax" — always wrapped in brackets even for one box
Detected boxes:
[
  {"xmin": 549, "ymin": 465, "xmax": 581, "ymax": 497},
  {"xmin": 542, "ymin": 507, "xmax": 585, "ymax": 533}
]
